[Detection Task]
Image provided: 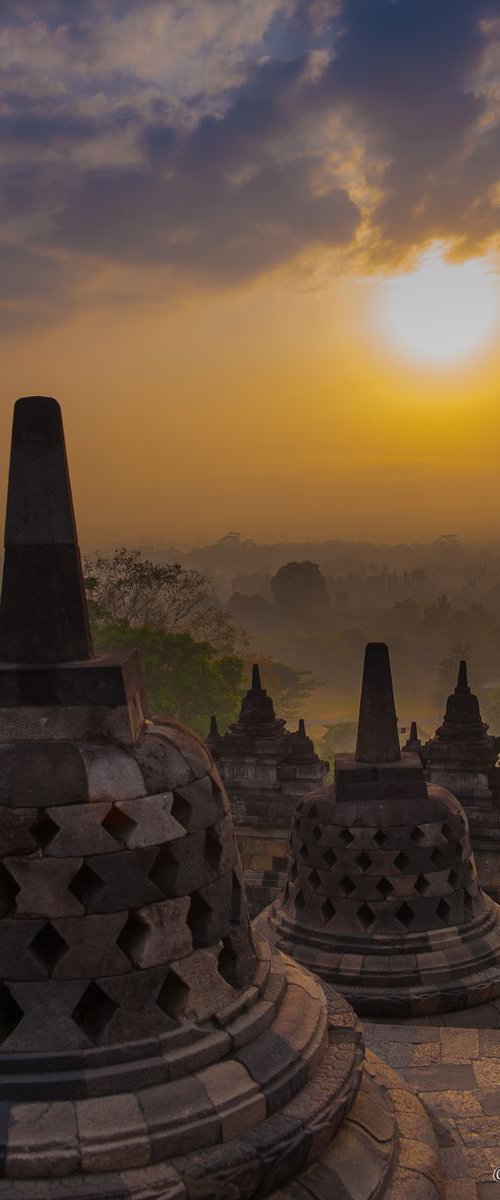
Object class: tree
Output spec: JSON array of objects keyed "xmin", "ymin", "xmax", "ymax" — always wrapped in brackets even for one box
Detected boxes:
[
  {"xmin": 244, "ymin": 655, "xmax": 319, "ymax": 718},
  {"xmin": 84, "ymin": 546, "xmax": 237, "ymax": 653},
  {"xmin": 92, "ymin": 619, "xmax": 243, "ymax": 733},
  {"xmin": 270, "ymin": 561, "xmax": 330, "ymax": 623}
]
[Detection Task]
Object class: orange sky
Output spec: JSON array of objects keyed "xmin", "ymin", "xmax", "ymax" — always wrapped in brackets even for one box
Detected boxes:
[{"xmin": 1, "ymin": 2, "xmax": 500, "ymax": 549}]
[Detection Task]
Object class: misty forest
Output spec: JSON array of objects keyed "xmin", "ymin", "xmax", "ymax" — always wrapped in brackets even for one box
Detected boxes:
[{"xmin": 85, "ymin": 532, "xmax": 500, "ymax": 760}]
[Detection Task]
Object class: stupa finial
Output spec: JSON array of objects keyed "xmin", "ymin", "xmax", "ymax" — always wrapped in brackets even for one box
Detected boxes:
[
  {"xmin": 298, "ymin": 718, "xmax": 306, "ymax": 737},
  {"xmin": 0, "ymin": 396, "xmax": 92, "ymax": 663},
  {"xmin": 209, "ymin": 714, "xmax": 219, "ymax": 737},
  {"xmin": 355, "ymin": 642, "xmax": 401, "ymax": 763},
  {"xmin": 457, "ymin": 660, "xmax": 470, "ymax": 692},
  {"xmin": 251, "ymin": 662, "xmax": 262, "ymax": 691},
  {"xmin": 410, "ymin": 720, "xmax": 418, "ymax": 741}
]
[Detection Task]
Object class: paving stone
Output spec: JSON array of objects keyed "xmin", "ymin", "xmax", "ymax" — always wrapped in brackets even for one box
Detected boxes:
[
  {"xmin": 445, "ymin": 1183, "xmax": 477, "ymax": 1200},
  {"xmin": 440, "ymin": 1028, "xmax": 480, "ymax": 1063},
  {"xmin": 478, "ymin": 1090, "xmax": 500, "ymax": 1115},
  {"xmin": 473, "ymin": 1060, "xmax": 500, "ymax": 1089},
  {"xmin": 422, "ymin": 1090, "xmax": 483, "ymax": 1117},
  {"xmin": 405, "ymin": 1064, "xmax": 477, "ymax": 1091},
  {"xmin": 412, "ymin": 1042, "xmax": 442, "ymax": 1066}
]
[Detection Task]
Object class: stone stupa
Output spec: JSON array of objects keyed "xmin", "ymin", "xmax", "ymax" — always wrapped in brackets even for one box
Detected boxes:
[
  {"xmin": 209, "ymin": 666, "xmax": 327, "ymax": 916},
  {"xmin": 0, "ymin": 399, "xmax": 441, "ymax": 1199},
  {"xmin": 422, "ymin": 660, "xmax": 500, "ymax": 901},
  {"xmin": 258, "ymin": 642, "xmax": 500, "ymax": 1018}
]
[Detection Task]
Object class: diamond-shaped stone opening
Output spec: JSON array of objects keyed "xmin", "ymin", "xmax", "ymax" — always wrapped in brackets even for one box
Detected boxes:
[
  {"xmin": 117, "ymin": 912, "xmax": 148, "ymax": 966},
  {"xmin": 373, "ymin": 829, "xmax": 388, "ymax": 847},
  {"xmin": 101, "ymin": 805, "xmax": 137, "ymax": 846},
  {"xmin": 414, "ymin": 873, "xmax": 430, "ymax": 896},
  {"xmin": 0, "ymin": 864, "xmax": 19, "ymax": 918},
  {"xmin": 448, "ymin": 868, "xmax": 459, "ymax": 889},
  {"xmin": 294, "ymin": 890, "xmax": 306, "ymax": 913},
  {"xmin": 430, "ymin": 847, "xmax": 445, "ymax": 869},
  {"xmin": 289, "ymin": 861, "xmax": 298, "ymax": 881},
  {"xmin": 309, "ymin": 869, "xmax": 322, "ymax": 891},
  {"xmin": 171, "ymin": 792, "xmax": 192, "ymax": 830},
  {"xmin": 308, "ymin": 804, "xmax": 318, "ymax": 819},
  {"xmin": 339, "ymin": 875, "xmax": 356, "ymax": 897},
  {"xmin": 312, "ymin": 825, "xmax": 322, "ymax": 843},
  {"xmin": 339, "ymin": 828, "xmax": 354, "ymax": 846},
  {"xmin": 29, "ymin": 922, "xmax": 68, "ymax": 974},
  {"xmin": 30, "ymin": 811, "xmax": 59, "ymax": 850},
  {"xmin": 441, "ymin": 822, "xmax": 452, "ymax": 840},
  {"xmin": 157, "ymin": 969, "xmax": 189, "ymax": 1022},
  {"xmin": 205, "ymin": 826, "xmax": 223, "ymax": 873},
  {"xmin": 0, "ymin": 984, "xmax": 23, "ymax": 1045},
  {"xmin": 187, "ymin": 890, "xmax": 212, "ymax": 946},
  {"xmin": 395, "ymin": 902, "xmax": 415, "ymax": 929},
  {"xmin": 467, "ymin": 859, "xmax": 475, "ymax": 877},
  {"xmin": 436, "ymin": 898, "xmax": 451, "ymax": 924},
  {"xmin": 69, "ymin": 863, "xmax": 105, "ymax": 909},
  {"xmin": 394, "ymin": 851, "xmax": 411, "ymax": 872},
  {"xmin": 410, "ymin": 826, "xmax": 426, "ymax": 845},
  {"xmin": 356, "ymin": 851, "xmax": 372, "ymax": 873},
  {"xmin": 463, "ymin": 889, "xmax": 474, "ymax": 914},
  {"xmin": 149, "ymin": 844, "xmax": 179, "ymax": 896},
  {"xmin": 321, "ymin": 898, "xmax": 336, "ymax": 924},
  {"xmin": 357, "ymin": 903, "xmax": 376, "ymax": 931},
  {"xmin": 322, "ymin": 848, "xmax": 337, "ymax": 869},
  {"xmin": 299, "ymin": 844, "xmax": 310, "ymax": 863},
  {"xmin": 376, "ymin": 876, "xmax": 394, "ymax": 900},
  {"xmin": 72, "ymin": 982, "xmax": 118, "ymax": 1044}
]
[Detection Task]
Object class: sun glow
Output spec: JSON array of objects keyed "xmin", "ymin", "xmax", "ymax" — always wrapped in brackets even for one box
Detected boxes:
[{"xmin": 378, "ymin": 247, "xmax": 500, "ymax": 365}]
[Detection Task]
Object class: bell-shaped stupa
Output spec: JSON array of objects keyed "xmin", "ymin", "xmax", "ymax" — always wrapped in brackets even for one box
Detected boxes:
[
  {"xmin": 0, "ymin": 400, "xmax": 442, "ymax": 1198},
  {"xmin": 258, "ymin": 643, "xmax": 500, "ymax": 1018},
  {"xmin": 422, "ymin": 660, "xmax": 500, "ymax": 901}
]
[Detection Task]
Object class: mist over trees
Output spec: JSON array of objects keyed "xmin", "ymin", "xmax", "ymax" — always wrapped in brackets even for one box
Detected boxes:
[{"xmin": 84, "ymin": 534, "xmax": 500, "ymax": 747}]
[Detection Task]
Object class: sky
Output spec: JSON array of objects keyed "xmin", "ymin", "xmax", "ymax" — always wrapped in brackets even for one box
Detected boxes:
[{"xmin": 1, "ymin": 0, "xmax": 500, "ymax": 548}]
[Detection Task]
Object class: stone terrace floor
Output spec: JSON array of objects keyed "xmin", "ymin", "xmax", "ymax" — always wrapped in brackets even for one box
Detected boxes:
[{"xmin": 364, "ymin": 1003, "xmax": 500, "ymax": 1199}]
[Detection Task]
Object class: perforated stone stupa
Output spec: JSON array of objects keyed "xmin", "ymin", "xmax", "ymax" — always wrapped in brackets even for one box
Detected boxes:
[
  {"xmin": 422, "ymin": 661, "xmax": 500, "ymax": 902},
  {"xmin": 0, "ymin": 398, "xmax": 442, "ymax": 1200},
  {"xmin": 208, "ymin": 666, "xmax": 327, "ymax": 915},
  {"xmin": 258, "ymin": 643, "xmax": 500, "ymax": 1019}
]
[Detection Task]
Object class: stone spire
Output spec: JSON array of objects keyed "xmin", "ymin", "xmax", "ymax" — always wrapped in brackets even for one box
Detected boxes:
[
  {"xmin": 355, "ymin": 642, "xmax": 401, "ymax": 763},
  {"xmin": 206, "ymin": 713, "xmax": 223, "ymax": 758},
  {"xmin": 222, "ymin": 662, "xmax": 287, "ymax": 752},
  {"xmin": 403, "ymin": 721, "xmax": 422, "ymax": 754},
  {"xmin": 259, "ymin": 641, "xmax": 500, "ymax": 1019},
  {"xmin": 0, "ymin": 396, "xmax": 92, "ymax": 663},
  {"xmin": 429, "ymin": 659, "xmax": 489, "ymax": 744}
]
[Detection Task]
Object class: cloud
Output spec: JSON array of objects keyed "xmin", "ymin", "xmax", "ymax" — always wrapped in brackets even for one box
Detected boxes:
[{"xmin": 0, "ymin": 0, "xmax": 499, "ymax": 327}]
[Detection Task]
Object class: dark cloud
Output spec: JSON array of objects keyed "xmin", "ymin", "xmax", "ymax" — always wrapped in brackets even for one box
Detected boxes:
[{"xmin": 0, "ymin": 0, "xmax": 499, "ymax": 326}]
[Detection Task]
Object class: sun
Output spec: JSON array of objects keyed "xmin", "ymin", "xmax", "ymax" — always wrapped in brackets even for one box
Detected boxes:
[{"xmin": 378, "ymin": 246, "xmax": 500, "ymax": 365}]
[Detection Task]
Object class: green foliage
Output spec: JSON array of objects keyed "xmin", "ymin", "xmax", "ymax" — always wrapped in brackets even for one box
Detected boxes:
[
  {"xmin": 318, "ymin": 721, "xmax": 358, "ymax": 766},
  {"xmin": 84, "ymin": 546, "xmax": 237, "ymax": 654},
  {"xmin": 92, "ymin": 619, "xmax": 243, "ymax": 734},
  {"xmin": 243, "ymin": 655, "xmax": 319, "ymax": 717}
]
